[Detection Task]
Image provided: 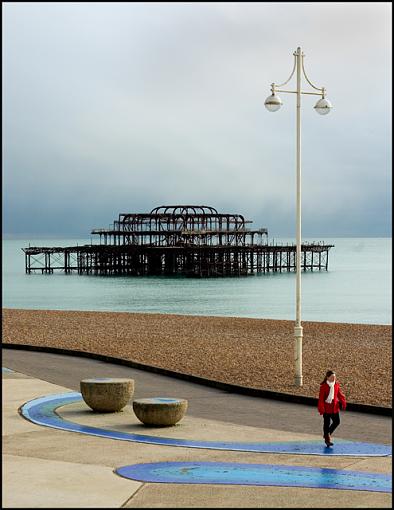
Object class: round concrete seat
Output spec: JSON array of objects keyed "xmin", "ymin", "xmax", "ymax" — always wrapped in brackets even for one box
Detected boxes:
[
  {"xmin": 133, "ymin": 397, "xmax": 188, "ymax": 426},
  {"xmin": 80, "ymin": 378, "xmax": 134, "ymax": 412}
]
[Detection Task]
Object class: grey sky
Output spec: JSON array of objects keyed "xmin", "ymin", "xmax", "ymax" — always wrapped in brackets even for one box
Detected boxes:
[{"xmin": 3, "ymin": 2, "xmax": 392, "ymax": 237}]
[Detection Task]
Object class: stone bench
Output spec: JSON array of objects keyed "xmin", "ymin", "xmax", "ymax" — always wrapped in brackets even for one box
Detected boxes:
[
  {"xmin": 133, "ymin": 397, "xmax": 188, "ymax": 426},
  {"xmin": 80, "ymin": 378, "xmax": 134, "ymax": 412}
]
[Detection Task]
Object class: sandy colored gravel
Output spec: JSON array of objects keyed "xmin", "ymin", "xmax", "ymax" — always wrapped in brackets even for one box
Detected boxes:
[{"xmin": 2, "ymin": 308, "xmax": 392, "ymax": 408}]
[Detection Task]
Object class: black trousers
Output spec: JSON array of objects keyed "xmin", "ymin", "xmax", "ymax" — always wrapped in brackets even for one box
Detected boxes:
[{"xmin": 323, "ymin": 412, "xmax": 340, "ymax": 436}]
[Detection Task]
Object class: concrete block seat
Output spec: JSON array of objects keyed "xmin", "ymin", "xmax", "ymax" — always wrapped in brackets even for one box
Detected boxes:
[
  {"xmin": 133, "ymin": 397, "xmax": 188, "ymax": 426},
  {"xmin": 80, "ymin": 378, "xmax": 134, "ymax": 412}
]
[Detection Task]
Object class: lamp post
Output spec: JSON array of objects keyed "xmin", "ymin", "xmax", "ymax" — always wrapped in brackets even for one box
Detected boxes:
[{"xmin": 265, "ymin": 47, "xmax": 332, "ymax": 387}]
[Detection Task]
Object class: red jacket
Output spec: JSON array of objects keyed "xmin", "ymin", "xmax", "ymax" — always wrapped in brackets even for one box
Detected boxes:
[{"xmin": 318, "ymin": 381, "xmax": 346, "ymax": 415}]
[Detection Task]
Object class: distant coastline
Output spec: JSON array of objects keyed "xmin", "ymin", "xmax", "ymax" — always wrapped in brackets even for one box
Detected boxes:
[{"xmin": 2, "ymin": 234, "xmax": 90, "ymax": 240}]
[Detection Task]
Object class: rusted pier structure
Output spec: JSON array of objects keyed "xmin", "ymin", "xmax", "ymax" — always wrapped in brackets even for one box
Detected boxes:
[{"xmin": 23, "ymin": 205, "xmax": 334, "ymax": 277}]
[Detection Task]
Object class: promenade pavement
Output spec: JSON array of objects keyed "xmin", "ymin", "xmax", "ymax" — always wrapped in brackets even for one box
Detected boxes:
[{"xmin": 2, "ymin": 349, "xmax": 392, "ymax": 508}]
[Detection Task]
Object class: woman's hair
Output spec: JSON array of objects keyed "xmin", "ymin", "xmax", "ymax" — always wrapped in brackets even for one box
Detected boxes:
[{"xmin": 321, "ymin": 370, "xmax": 336, "ymax": 384}]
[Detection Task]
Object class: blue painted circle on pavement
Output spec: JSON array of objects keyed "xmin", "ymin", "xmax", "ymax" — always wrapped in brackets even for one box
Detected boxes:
[
  {"xmin": 19, "ymin": 392, "xmax": 392, "ymax": 457},
  {"xmin": 115, "ymin": 461, "xmax": 392, "ymax": 493}
]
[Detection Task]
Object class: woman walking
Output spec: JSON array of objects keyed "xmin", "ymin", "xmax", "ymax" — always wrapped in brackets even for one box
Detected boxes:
[{"xmin": 318, "ymin": 370, "xmax": 347, "ymax": 447}]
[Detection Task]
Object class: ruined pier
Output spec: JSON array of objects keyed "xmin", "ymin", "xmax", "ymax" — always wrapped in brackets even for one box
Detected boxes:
[{"xmin": 23, "ymin": 205, "xmax": 334, "ymax": 277}]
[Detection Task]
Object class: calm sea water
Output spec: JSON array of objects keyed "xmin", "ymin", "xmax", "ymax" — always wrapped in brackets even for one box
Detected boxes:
[{"xmin": 2, "ymin": 238, "xmax": 391, "ymax": 325}]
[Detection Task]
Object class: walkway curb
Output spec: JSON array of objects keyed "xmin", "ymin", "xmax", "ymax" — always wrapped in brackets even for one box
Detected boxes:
[{"xmin": 3, "ymin": 343, "xmax": 392, "ymax": 416}]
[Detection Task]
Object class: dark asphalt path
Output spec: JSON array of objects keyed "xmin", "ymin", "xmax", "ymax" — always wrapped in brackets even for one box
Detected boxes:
[{"xmin": 3, "ymin": 348, "xmax": 391, "ymax": 444}]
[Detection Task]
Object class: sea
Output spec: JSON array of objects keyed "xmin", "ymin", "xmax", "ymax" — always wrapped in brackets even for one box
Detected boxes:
[{"xmin": 2, "ymin": 237, "xmax": 391, "ymax": 325}]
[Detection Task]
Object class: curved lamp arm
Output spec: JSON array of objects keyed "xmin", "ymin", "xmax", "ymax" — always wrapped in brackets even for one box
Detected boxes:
[
  {"xmin": 272, "ymin": 54, "xmax": 297, "ymax": 91},
  {"xmin": 301, "ymin": 55, "xmax": 324, "ymax": 95}
]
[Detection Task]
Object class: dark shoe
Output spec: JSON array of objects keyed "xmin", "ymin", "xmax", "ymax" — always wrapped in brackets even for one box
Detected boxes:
[
  {"xmin": 324, "ymin": 434, "xmax": 332, "ymax": 447},
  {"xmin": 327, "ymin": 433, "xmax": 334, "ymax": 446}
]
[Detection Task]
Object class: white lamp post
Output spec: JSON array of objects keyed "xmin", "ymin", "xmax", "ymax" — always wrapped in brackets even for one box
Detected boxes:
[{"xmin": 265, "ymin": 47, "xmax": 332, "ymax": 387}]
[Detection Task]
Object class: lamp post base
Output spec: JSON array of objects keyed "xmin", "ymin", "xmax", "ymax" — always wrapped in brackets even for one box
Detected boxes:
[
  {"xmin": 294, "ymin": 325, "xmax": 303, "ymax": 387},
  {"xmin": 294, "ymin": 375, "xmax": 303, "ymax": 386}
]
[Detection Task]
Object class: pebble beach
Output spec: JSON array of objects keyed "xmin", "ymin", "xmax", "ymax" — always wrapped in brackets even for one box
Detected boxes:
[{"xmin": 2, "ymin": 308, "xmax": 392, "ymax": 408}]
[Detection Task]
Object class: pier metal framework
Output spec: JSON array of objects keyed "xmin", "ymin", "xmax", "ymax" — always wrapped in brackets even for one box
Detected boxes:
[{"xmin": 23, "ymin": 205, "xmax": 333, "ymax": 277}]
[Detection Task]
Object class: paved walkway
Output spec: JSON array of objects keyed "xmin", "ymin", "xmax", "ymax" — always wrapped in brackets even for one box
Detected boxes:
[
  {"xmin": 2, "ymin": 349, "xmax": 392, "ymax": 508},
  {"xmin": 3, "ymin": 348, "xmax": 391, "ymax": 443}
]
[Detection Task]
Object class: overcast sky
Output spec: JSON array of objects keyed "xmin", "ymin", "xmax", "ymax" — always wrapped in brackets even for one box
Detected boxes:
[{"xmin": 3, "ymin": 2, "xmax": 392, "ymax": 238}]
